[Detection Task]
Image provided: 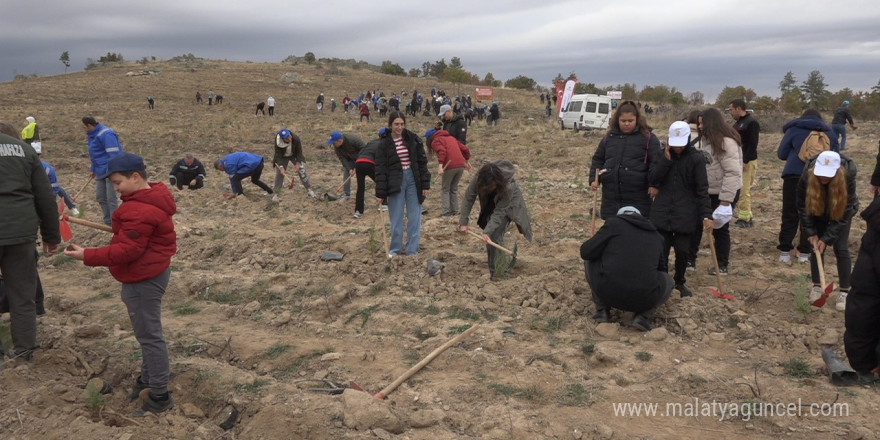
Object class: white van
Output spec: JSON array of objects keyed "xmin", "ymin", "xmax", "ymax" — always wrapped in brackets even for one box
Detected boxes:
[{"xmin": 560, "ymin": 94, "xmax": 612, "ymax": 132}]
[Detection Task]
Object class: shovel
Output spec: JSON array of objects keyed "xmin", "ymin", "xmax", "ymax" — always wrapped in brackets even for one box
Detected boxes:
[
  {"xmin": 57, "ymin": 177, "xmax": 94, "ymax": 241},
  {"xmin": 324, "ymin": 175, "xmax": 354, "ymax": 201},
  {"xmin": 433, "ymin": 161, "xmax": 450, "ymax": 185},
  {"xmin": 275, "ymin": 164, "xmax": 295, "ymax": 190},
  {"xmin": 465, "ymin": 229, "xmax": 513, "ymax": 255},
  {"xmin": 61, "ymin": 214, "xmax": 113, "ymax": 233},
  {"xmin": 378, "ymin": 205, "xmax": 389, "ymax": 256},
  {"xmin": 811, "ymin": 250, "xmax": 835, "ymax": 307},
  {"xmin": 707, "ymin": 232, "xmax": 733, "ymax": 300},
  {"xmin": 590, "ymin": 170, "xmax": 605, "ymax": 236}
]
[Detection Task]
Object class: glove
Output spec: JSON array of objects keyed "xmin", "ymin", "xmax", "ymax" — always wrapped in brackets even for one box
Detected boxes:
[{"xmin": 712, "ymin": 204, "xmax": 733, "ymax": 229}]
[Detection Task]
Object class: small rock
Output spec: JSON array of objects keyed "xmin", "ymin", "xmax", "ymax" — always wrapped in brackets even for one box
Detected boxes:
[
  {"xmin": 595, "ymin": 323, "xmax": 619, "ymax": 339},
  {"xmin": 321, "ymin": 251, "xmax": 345, "ymax": 261},
  {"xmin": 242, "ymin": 301, "xmax": 261, "ymax": 316},
  {"xmin": 426, "ymin": 259, "xmax": 445, "ymax": 276},
  {"xmin": 74, "ymin": 324, "xmax": 105, "ymax": 338},
  {"xmin": 848, "ymin": 426, "xmax": 875, "ymax": 440},
  {"xmin": 596, "ymin": 424, "xmax": 614, "ymax": 440},
  {"xmin": 643, "ymin": 327, "xmax": 669, "ymax": 342},
  {"xmin": 181, "ymin": 403, "xmax": 205, "ymax": 419},
  {"xmin": 818, "ymin": 328, "xmax": 840, "ymax": 345},
  {"xmin": 270, "ymin": 311, "xmax": 291, "ymax": 327},
  {"xmin": 320, "ymin": 352, "xmax": 342, "ymax": 361},
  {"xmin": 409, "ymin": 408, "xmax": 444, "ymax": 428}
]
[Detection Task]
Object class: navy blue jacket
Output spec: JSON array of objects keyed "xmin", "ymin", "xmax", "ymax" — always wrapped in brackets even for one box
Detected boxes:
[{"xmin": 777, "ymin": 116, "xmax": 839, "ymax": 178}]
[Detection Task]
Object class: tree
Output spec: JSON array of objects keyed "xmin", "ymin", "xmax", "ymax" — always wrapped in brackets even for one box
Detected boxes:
[
  {"xmin": 380, "ymin": 60, "xmax": 406, "ymax": 76},
  {"xmin": 450, "ymin": 57, "xmax": 462, "ymax": 69},
  {"xmin": 872, "ymin": 79, "xmax": 880, "ymax": 95},
  {"xmin": 505, "ymin": 75, "xmax": 537, "ymax": 90},
  {"xmin": 574, "ymin": 82, "xmax": 602, "ymax": 94},
  {"xmin": 303, "ymin": 52, "xmax": 316, "ymax": 64},
  {"xmin": 430, "ymin": 58, "xmax": 447, "ymax": 78},
  {"xmin": 98, "ymin": 52, "xmax": 124, "ymax": 64},
  {"xmin": 482, "ymin": 72, "xmax": 501, "ymax": 87},
  {"xmin": 421, "ymin": 61, "xmax": 432, "ymax": 77},
  {"xmin": 800, "ymin": 70, "xmax": 828, "ymax": 108},
  {"xmin": 715, "ymin": 85, "xmax": 756, "ymax": 106},
  {"xmin": 408, "ymin": 68, "xmax": 421, "ymax": 77},
  {"xmin": 779, "ymin": 71, "xmax": 797, "ymax": 95},
  {"xmin": 688, "ymin": 91, "xmax": 704, "ymax": 106},
  {"xmin": 59, "ymin": 51, "xmax": 70, "ymax": 73},
  {"xmin": 441, "ymin": 67, "xmax": 471, "ymax": 84}
]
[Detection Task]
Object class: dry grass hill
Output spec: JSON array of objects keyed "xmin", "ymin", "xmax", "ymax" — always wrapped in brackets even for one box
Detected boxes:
[{"xmin": 0, "ymin": 58, "xmax": 878, "ymax": 439}]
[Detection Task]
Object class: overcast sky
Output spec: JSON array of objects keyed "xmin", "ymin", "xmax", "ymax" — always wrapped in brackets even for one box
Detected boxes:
[{"xmin": 4, "ymin": 0, "xmax": 879, "ymax": 101}]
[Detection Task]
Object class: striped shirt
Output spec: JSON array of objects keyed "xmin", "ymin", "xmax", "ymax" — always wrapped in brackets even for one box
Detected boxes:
[{"xmin": 394, "ymin": 137, "xmax": 410, "ymax": 168}]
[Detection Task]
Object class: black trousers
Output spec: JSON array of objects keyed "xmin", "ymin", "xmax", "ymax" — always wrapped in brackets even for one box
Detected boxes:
[
  {"xmin": 845, "ymin": 283, "xmax": 880, "ymax": 373},
  {"xmin": 233, "ymin": 161, "xmax": 273, "ymax": 195},
  {"xmin": 170, "ymin": 173, "xmax": 204, "ymax": 190},
  {"xmin": 585, "ymin": 261, "xmax": 673, "ymax": 318},
  {"xmin": 778, "ymin": 175, "xmax": 811, "ymax": 254},
  {"xmin": 691, "ymin": 192, "xmax": 739, "ymax": 267},
  {"xmin": 355, "ymin": 162, "xmax": 376, "ymax": 214},
  {"xmin": 658, "ymin": 229, "xmax": 692, "ymax": 285}
]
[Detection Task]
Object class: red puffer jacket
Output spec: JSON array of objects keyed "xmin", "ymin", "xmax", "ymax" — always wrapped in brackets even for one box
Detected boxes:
[
  {"xmin": 84, "ymin": 183, "xmax": 177, "ymax": 283},
  {"xmin": 429, "ymin": 130, "xmax": 471, "ymax": 170}
]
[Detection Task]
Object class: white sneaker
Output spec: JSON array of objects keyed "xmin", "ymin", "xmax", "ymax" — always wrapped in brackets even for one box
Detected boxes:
[
  {"xmin": 353, "ymin": 211, "xmax": 362, "ymax": 219},
  {"xmin": 307, "ymin": 189, "xmax": 317, "ymax": 199},
  {"xmin": 836, "ymin": 291, "xmax": 848, "ymax": 312},
  {"xmin": 70, "ymin": 207, "xmax": 80, "ymax": 216},
  {"xmin": 340, "ymin": 195, "xmax": 351, "ymax": 202},
  {"xmin": 779, "ymin": 251, "xmax": 791, "ymax": 264},
  {"xmin": 380, "ymin": 205, "xmax": 388, "ymax": 212},
  {"xmin": 797, "ymin": 253, "xmax": 810, "ymax": 264},
  {"xmin": 809, "ymin": 285, "xmax": 823, "ymax": 303}
]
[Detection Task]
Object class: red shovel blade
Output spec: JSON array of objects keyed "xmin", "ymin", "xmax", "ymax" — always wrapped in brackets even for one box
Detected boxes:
[
  {"xmin": 59, "ymin": 217, "xmax": 74, "ymax": 242},
  {"xmin": 709, "ymin": 288, "xmax": 734, "ymax": 300},
  {"xmin": 57, "ymin": 197, "xmax": 66, "ymax": 215},
  {"xmin": 811, "ymin": 283, "xmax": 835, "ymax": 307}
]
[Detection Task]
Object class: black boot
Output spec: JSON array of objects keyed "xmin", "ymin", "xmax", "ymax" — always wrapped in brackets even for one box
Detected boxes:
[
  {"xmin": 676, "ymin": 284, "xmax": 693, "ymax": 298},
  {"xmin": 126, "ymin": 376, "xmax": 149, "ymax": 401},
  {"xmin": 629, "ymin": 314, "xmax": 653, "ymax": 332},
  {"xmin": 593, "ymin": 309, "xmax": 611, "ymax": 323}
]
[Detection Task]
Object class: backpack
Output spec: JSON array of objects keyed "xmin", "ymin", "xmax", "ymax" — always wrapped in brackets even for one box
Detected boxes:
[{"xmin": 797, "ymin": 130, "xmax": 831, "ymax": 162}]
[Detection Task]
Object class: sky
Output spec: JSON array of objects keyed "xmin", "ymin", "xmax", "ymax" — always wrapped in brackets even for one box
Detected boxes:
[{"xmin": 3, "ymin": 0, "xmax": 879, "ymax": 102}]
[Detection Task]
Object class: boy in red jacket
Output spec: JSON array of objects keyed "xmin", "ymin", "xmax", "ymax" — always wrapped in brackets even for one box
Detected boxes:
[{"xmin": 65, "ymin": 152, "xmax": 177, "ymax": 416}]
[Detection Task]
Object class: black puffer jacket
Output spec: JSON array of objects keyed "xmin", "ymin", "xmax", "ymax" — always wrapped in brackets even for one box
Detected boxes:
[
  {"xmin": 442, "ymin": 113, "xmax": 468, "ymax": 144},
  {"xmin": 797, "ymin": 154, "xmax": 859, "ymax": 244},
  {"xmin": 375, "ymin": 129, "xmax": 430, "ymax": 203},
  {"xmin": 580, "ymin": 212, "xmax": 666, "ymax": 313},
  {"xmin": 589, "ymin": 128, "xmax": 662, "ymax": 218},
  {"xmin": 845, "ymin": 197, "xmax": 880, "ymax": 372},
  {"xmin": 649, "ymin": 145, "xmax": 712, "ymax": 233}
]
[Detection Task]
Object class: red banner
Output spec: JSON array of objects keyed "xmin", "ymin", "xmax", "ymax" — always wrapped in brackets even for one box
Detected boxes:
[
  {"xmin": 555, "ymin": 77, "xmax": 577, "ymax": 114},
  {"xmin": 475, "ymin": 87, "xmax": 494, "ymax": 101}
]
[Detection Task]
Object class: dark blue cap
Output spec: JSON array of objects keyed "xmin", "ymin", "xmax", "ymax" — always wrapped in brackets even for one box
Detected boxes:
[{"xmin": 101, "ymin": 152, "xmax": 145, "ymax": 179}]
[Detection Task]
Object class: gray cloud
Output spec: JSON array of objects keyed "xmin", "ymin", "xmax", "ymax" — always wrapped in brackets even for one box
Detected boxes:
[{"xmin": 3, "ymin": 0, "xmax": 878, "ymax": 101}]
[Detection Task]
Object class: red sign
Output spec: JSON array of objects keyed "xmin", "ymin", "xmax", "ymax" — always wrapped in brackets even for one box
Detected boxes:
[{"xmin": 475, "ymin": 87, "xmax": 494, "ymax": 101}]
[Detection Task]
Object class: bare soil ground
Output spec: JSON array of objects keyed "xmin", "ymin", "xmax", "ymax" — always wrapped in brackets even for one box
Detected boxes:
[{"xmin": 1, "ymin": 60, "xmax": 878, "ymax": 439}]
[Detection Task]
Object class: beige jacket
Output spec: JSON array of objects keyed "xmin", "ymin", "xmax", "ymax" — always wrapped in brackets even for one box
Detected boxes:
[{"xmin": 705, "ymin": 137, "xmax": 743, "ymax": 202}]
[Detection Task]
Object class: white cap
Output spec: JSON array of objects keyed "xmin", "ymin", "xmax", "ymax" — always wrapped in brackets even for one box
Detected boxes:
[
  {"xmin": 668, "ymin": 121, "xmax": 691, "ymax": 147},
  {"xmin": 813, "ymin": 151, "xmax": 841, "ymax": 177},
  {"xmin": 26, "ymin": 116, "xmax": 35, "ymax": 123},
  {"xmin": 438, "ymin": 104, "xmax": 452, "ymax": 117}
]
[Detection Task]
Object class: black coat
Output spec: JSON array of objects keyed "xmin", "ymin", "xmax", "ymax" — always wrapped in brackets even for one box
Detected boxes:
[
  {"xmin": 590, "ymin": 128, "xmax": 662, "ymax": 218},
  {"xmin": 580, "ymin": 213, "xmax": 667, "ymax": 313},
  {"xmin": 375, "ymin": 129, "xmax": 430, "ymax": 203},
  {"xmin": 649, "ymin": 145, "xmax": 712, "ymax": 233},
  {"xmin": 442, "ymin": 114, "xmax": 468, "ymax": 144},
  {"xmin": 845, "ymin": 197, "xmax": 880, "ymax": 372}
]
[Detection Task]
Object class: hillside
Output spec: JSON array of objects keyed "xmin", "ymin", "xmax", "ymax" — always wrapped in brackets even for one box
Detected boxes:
[{"xmin": 0, "ymin": 59, "xmax": 878, "ymax": 440}]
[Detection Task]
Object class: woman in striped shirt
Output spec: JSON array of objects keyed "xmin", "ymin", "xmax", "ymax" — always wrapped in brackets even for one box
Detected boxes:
[{"xmin": 375, "ymin": 111, "xmax": 431, "ymax": 258}]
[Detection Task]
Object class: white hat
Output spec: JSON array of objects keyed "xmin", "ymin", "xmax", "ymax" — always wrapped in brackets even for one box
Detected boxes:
[
  {"xmin": 617, "ymin": 206, "xmax": 641, "ymax": 216},
  {"xmin": 26, "ymin": 116, "xmax": 35, "ymax": 123},
  {"xmin": 668, "ymin": 121, "xmax": 690, "ymax": 147},
  {"xmin": 813, "ymin": 151, "xmax": 841, "ymax": 178},
  {"xmin": 438, "ymin": 104, "xmax": 452, "ymax": 117}
]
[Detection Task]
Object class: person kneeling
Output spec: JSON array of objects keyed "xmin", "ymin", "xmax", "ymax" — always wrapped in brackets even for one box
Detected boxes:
[{"xmin": 580, "ymin": 206, "xmax": 673, "ymax": 331}]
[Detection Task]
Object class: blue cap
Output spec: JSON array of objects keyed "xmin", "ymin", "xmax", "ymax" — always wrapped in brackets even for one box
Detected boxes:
[
  {"xmin": 378, "ymin": 127, "xmax": 388, "ymax": 136},
  {"xmin": 327, "ymin": 131, "xmax": 343, "ymax": 145},
  {"xmin": 843, "ymin": 100, "xmax": 850, "ymax": 105},
  {"xmin": 425, "ymin": 129, "xmax": 437, "ymax": 140},
  {"xmin": 278, "ymin": 129, "xmax": 291, "ymax": 139},
  {"xmin": 101, "ymin": 152, "xmax": 145, "ymax": 179}
]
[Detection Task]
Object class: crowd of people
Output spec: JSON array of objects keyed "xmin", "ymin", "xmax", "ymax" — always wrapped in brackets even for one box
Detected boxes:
[{"xmin": 3, "ymin": 88, "xmax": 879, "ymax": 424}]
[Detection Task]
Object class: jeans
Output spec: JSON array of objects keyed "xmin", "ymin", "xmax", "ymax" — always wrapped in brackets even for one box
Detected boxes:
[
  {"xmin": 777, "ymin": 176, "xmax": 811, "ymax": 254},
  {"xmin": 832, "ymin": 124, "xmax": 847, "ymax": 150},
  {"xmin": 441, "ymin": 167, "xmax": 464, "ymax": 216},
  {"xmin": 0, "ymin": 242, "xmax": 38, "ymax": 351},
  {"xmin": 121, "ymin": 268, "xmax": 171, "ymax": 395},
  {"xmin": 341, "ymin": 161, "xmax": 354, "ymax": 197},
  {"xmin": 57, "ymin": 187, "xmax": 76, "ymax": 209},
  {"xmin": 808, "ymin": 220, "xmax": 853, "ymax": 289},
  {"xmin": 387, "ymin": 168, "xmax": 422, "ymax": 255},
  {"xmin": 96, "ymin": 177, "xmax": 118, "ymax": 226}
]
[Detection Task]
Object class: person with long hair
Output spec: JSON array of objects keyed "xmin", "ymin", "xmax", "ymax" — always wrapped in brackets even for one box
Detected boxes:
[
  {"xmin": 776, "ymin": 109, "xmax": 839, "ymax": 264},
  {"xmin": 589, "ymin": 100, "xmax": 662, "ymax": 218},
  {"xmin": 797, "ymin": 151, "xmax": 858, "ymax": 311},
  {"xmin": 375, "ymin": 111, "xmax": 430, "ymax": 258},
  {"xmin": 459, "ymin": 160, "xmax": 532, "ymax": 280},
  {"xmin": 690, "ymin": 108, "xmax": 742, "ymax": 275}
]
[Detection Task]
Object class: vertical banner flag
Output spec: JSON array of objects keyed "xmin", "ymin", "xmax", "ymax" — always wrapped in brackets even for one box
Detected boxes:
[{"xmin": 558, "ymin": 79, "xmax": 577, "ymax": 118}]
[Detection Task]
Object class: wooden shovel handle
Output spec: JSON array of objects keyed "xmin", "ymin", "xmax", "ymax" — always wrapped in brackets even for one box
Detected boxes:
[
  {"xmin": 466, "ymin": 229, "xmax": 513, "ymax": 255},
  {"xmin": 375, "ymin": 324, "xmax": 479, "ymax": 399},
  {"xmin": 590, "ymin": 173, "xmax": 600, "ymax": 235},
  {"xmin": 335, "ymin": 174, "xmax": 354, "ymax": 194},
  {"xmin": 815, "ymin": 250, "xmax": 826, "ymax": 288},
  {"xmin": 66, "ymin": 216, "xmax": 113, "ymax": 232},
  {"xmin": 71, "ymin": 176, "xmax": 94, "ymax": 202}
]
